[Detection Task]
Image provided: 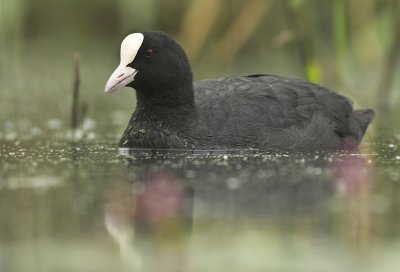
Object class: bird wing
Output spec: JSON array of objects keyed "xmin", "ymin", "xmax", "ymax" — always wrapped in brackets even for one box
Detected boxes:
[{"xmin": 194, "ymin": 75, "xmax": 354, "ymax": 137}]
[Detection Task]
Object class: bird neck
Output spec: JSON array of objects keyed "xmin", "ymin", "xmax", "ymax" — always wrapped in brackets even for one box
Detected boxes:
[{"xmin": 133, "ymin": 81, "xmax": 197, "ymax": 124}]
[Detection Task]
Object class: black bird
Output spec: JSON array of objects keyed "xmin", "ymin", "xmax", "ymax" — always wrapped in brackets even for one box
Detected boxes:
[{"xmin": 105, "ymin": 31, "xmax": 374, "ymax": 151}]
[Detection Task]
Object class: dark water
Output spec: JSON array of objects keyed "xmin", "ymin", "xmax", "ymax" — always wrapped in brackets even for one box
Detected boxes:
[{"xmin": 1, "ymin": 139, "xmax": 400, "ymax": 272}]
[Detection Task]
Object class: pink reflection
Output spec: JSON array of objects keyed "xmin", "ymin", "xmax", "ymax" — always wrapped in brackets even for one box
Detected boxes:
[
  {"xmin": 332, "ymin": 151, "xmax": 374, "ymax": 248},
  {"xmin": 136, "ymin": 171, "xmax": 185, "ymax": 226},
  {"xmin": 332, "ymin": 152, "xmax": 373, "ymax": 194},
  {"xmin": 104, "ymin": 171, "xmax": 189, "ymax": 272}
]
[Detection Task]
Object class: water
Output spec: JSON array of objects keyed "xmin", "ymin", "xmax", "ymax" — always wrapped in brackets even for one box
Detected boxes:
[{"xmin": 1, "ymin": 139, "xmax": 400, "ymax": 272}]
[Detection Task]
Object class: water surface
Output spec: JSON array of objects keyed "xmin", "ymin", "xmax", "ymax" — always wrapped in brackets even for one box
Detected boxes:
[{"xmin": 1, "ymin": 139, "xmax": 400, "ymax": 272}]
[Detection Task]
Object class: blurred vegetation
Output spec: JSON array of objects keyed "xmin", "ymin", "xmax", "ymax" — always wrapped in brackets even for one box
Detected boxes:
[{"xmin": 0, "ymin": 0, "xmax": 399, "ymax": 140}]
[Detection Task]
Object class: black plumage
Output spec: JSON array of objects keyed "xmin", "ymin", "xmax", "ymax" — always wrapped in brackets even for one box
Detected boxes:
[{"xmin": 108, "ymin": 31, "xmax": 374, "ymax": 151}]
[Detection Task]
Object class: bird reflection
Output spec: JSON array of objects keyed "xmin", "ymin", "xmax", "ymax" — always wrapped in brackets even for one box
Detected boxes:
[
  {"xmin": 104, "ymin": 150, "xmax": 374, "ymax": 271},
  {"xmin": 104, "ymin": 182, "xmax": 140, "ymax": 269},
  {"xmin": 332, "ymin": 152, "xmax": 373, "ymax": 194},
  {"xmin": 332, "ymin": 152, "xmax": 374, "ymax": 248},
  {"xmin": 135, "ymin": 171, "xmax": 187, "ymax": 227},
  {"xmin": 105, "ymin": 161, "xmax": 192, "ymax": 272}
]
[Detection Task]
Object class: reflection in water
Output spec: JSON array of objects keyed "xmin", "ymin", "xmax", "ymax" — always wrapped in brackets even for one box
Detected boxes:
[
  {"xmin": 333, "ymin": 152, "xmax": 372, "ymax": 194},
  {"xmin": 1, "ymin": 141, "xmax": 400, "ymax": 272},
  {"xmin": 105, "ymin": 182, "xmax": 140, "ymax": 269},
  {"xmin": 332, "ymin": 153, "xmax": 373, "ymax": 249},
  {"xmin": 105, "ymin": 170, "xmax": 191, "ymax": 272},
  {"xmin": 103, "ymin": 149, "xmax": 374, "ymax": 271},
  {"xmin": 105, "ymin": 165, "xmax": 192, "ymax": 272}
]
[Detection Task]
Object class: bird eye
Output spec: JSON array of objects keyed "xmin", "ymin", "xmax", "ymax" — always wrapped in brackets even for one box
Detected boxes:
[{"xmin": 145, "ymin": 49, "xmax": 154, "ymax": 58}]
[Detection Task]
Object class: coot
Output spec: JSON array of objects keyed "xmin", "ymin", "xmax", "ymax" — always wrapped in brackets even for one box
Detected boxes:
[{"xmin": 105, "ymin": 31, "xmax": 374, "ymax": 151}]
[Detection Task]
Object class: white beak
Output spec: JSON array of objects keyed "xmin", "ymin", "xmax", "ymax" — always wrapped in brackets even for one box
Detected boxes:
[
  {"xmin": 104, "ymin": 32, "xmax": 144, "ymax": 93},
  {"xmin": 104, "ymin": 65, "xmax": 137, "ymax": 93}
]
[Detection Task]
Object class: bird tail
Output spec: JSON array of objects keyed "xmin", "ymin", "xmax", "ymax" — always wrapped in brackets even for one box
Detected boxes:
[{"xmin": 350, "ymin": 108, "xmax": 375, "ymax": 143}]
